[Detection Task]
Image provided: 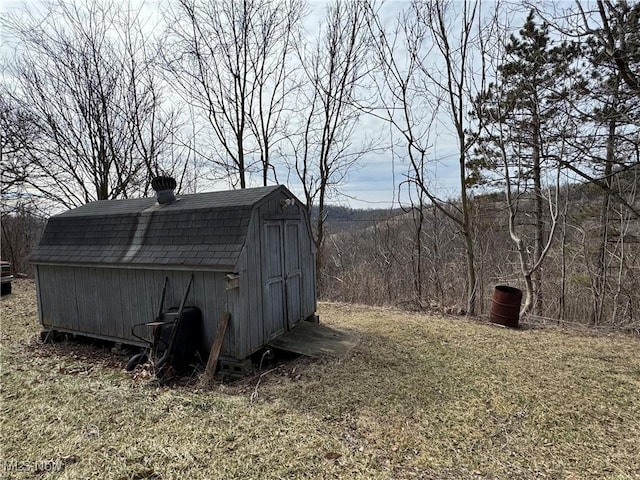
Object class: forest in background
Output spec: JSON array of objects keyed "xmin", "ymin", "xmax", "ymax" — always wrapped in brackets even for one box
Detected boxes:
[
  {"xmin": 321, "ymin": 169, "xmax": 639, "ymax": 329},
  {"xmin": 2, "ymin": 0, "xmax": 639, "ymax": 329}
]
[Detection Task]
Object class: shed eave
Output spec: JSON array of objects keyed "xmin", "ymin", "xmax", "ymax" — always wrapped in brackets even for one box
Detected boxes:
[{"xmin": 31, "ymin": 260, "xmax": 237, "ymax": 272}]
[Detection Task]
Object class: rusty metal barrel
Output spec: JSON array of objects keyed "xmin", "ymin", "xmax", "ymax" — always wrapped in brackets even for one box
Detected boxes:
[{"xmin": 490, "ymin": 285, "xmax": 522, "ymax": 327}]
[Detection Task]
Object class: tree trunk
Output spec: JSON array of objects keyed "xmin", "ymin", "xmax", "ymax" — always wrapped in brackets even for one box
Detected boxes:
[
  {"xmin": 412, "ymin": 205, "xmax": 424, "ymax": 307},
  {"xmin": 315, "ymin": 183, "xmax": 326, "ymax": 275},
  {"xmin": 459, "ymin": 163, "xmax": 477, "ymax": 315},
  {"xmin": 532, "ymin": 115, "xmax": 544, "ymax": 316},
  {"xmin": 592, "ymin": 118, "xmax": 615, "ymax": 325}
]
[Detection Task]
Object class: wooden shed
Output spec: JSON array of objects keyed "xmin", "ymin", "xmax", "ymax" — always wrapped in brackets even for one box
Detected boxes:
[{"xmin": 30, "ymin": 184, "xmax": 317, "ymax": 363}]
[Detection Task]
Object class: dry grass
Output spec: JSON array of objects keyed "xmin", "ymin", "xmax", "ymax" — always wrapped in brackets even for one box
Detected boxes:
[{"xmin": 1, "ymin": 279, "xmax": 639, "ymax": 479}]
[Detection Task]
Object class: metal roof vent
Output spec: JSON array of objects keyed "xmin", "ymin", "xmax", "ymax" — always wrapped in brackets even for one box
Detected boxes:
[{"xmin": 151, "ymin": 176, "xmax": 177, "ymax": 205}]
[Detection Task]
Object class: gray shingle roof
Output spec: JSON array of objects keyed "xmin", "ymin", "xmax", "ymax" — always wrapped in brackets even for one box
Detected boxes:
[{"xmin": 31, "ymin": 185, "xmax": 282, "ymax": 269}]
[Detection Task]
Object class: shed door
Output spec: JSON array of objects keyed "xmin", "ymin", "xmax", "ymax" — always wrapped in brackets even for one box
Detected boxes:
[
  {"xmin": 284, "ymin": 221, "xmax": 303, "ymax": 327},
  {"xmin": 263, "ymin": 220, "xmax": 303, "ymax": 340}
]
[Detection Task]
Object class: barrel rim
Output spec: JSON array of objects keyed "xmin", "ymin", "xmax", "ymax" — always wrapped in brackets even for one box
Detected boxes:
[{"xmin": 494, "ymin": 285, "xmax": 522, "ymax": 295}]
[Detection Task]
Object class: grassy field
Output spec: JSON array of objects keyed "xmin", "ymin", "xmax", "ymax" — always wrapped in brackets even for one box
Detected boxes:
[{"xmin": 1, "ymin": 279, "xmax": 639, "ymax": 480}]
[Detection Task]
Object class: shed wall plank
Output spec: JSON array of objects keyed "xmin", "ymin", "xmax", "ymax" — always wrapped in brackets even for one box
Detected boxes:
[
  {"xmin": 197, "ymin": 272, "xmax": 232, "ymax": 356},
  {"xmin": 211, "ymin": 272, "xmax": 231, "ymax": 354},
  {"xmin": 193, "ymin": 271, "xmax": 208, "ymax": 350},
  {"xmin": 232, "ymin": 249, "xmax": 249, "ymax": 358},
  {"xmin": 120, "ymin": 268, "xmax": 143, "ymax": 341},
  {"xmin": 75, "ymin": 267, "xmax": 98, "ymax": 335},
  {"xmin": 96, "ymin": 268, "xmax": 122, "ymax": 338},
  {"xmin": 39, "ymin": 266, "xmax": 78, "ymax": 330},
  {"xmin": 247, "ymin": 213, "xmax": 264, "ymax": 352},
  {"xmin": 225, "ymin": 284, "xmax": 240, "ymax": 356}
]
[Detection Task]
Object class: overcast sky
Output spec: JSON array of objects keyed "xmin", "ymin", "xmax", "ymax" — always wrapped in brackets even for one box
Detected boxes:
[
  {"xmin": 1, "ymin": 0, "xmax": 533, "ymax": 210},
  {"xmin": 292, "ymin": 0, "xmax": 478, "ymax": 209}
]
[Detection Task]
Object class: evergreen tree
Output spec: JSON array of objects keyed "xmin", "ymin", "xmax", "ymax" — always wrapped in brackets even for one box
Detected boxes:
[{"xmin": 473, "ymin": 11, "xmax": 580, "ymax": 317}]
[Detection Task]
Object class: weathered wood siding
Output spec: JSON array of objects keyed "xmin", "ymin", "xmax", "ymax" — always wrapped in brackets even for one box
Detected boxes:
[
  {"xmin": 253, "ymin": 191, "xmax": 317, "ymax": 345},
  {"xmin": 34, "ymin": 185, "xmax": 317, "ymax": 362},
  {"xmin": 36, "ymin": 265, "xmax": 237, "ymax": 356},
  {"xmin": 233, "ymin": 212, "xmax": 264, "ymax": 358}
]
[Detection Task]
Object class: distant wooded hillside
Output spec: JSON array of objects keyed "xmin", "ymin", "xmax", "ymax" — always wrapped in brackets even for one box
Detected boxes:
[
  {"xmin": 310, "ymin": 205, "xmax": 405, "ymax": 235},
  {"xmin": 318, "ymin": 169, "xmax": 640, "ymax": 330}
]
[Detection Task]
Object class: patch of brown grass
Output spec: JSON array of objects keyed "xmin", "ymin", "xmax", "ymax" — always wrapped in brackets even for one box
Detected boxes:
[{"xmin": 1, "ymin": 281, "xmax": 639, "ymax": 479}]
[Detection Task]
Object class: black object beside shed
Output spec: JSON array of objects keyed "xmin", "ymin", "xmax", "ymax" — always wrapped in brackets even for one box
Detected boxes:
[{"xmin": 30, "ymin": 184, "xmax": 317, "ymax": 362}]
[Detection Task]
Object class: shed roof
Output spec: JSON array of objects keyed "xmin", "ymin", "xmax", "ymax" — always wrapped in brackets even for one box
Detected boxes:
[{"xmin": 31, "ymin": 185, "xmax": 285, "ymax": 269}]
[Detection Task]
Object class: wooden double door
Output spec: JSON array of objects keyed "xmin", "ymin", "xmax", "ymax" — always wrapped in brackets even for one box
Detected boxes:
[{"xmin": 263, "ymin": 220, "xmax": 303, "ymax": 340}]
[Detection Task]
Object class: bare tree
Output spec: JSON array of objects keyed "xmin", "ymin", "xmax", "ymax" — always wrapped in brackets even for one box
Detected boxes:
[
  {"xmin": 1, "ymin": 0, "xmax": 181, "ymax": 209},
  {"xmin": 248, "ymin": 1, "xmax": 305, "ymax": 186},
  {"xmin": 119, "ymin": 6, "xmax": 187, "ymax": 194},
  {"xmin": 289, "ymin": 0, "xmax": 377, "ymax": 273},
  {"xmin": 0, "ymin": 95, "xmax": 41, "ymax": 208},
  {"xmin": 365, "ymin": 0, "xmax": 490, "ymax": 314},
  {"xmin": 1, "ymin": 95, "xmax": 48, "ymax": 275},
  {"xmin": 164, "ymin": 0, "xmax": 303, "ymax": 188},
  {"xmin": 362, "ymin": 2, "xmax": 431, "ymax": 306},
  {"xmin": 421, "ymin": 0, "xmax": 486, "ymax": 314}
]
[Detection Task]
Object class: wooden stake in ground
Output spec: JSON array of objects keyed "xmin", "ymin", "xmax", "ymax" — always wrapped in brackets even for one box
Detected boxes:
[{"xmin": 200, "ymin": 312, "xmax": 230, "ymax": 387}]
